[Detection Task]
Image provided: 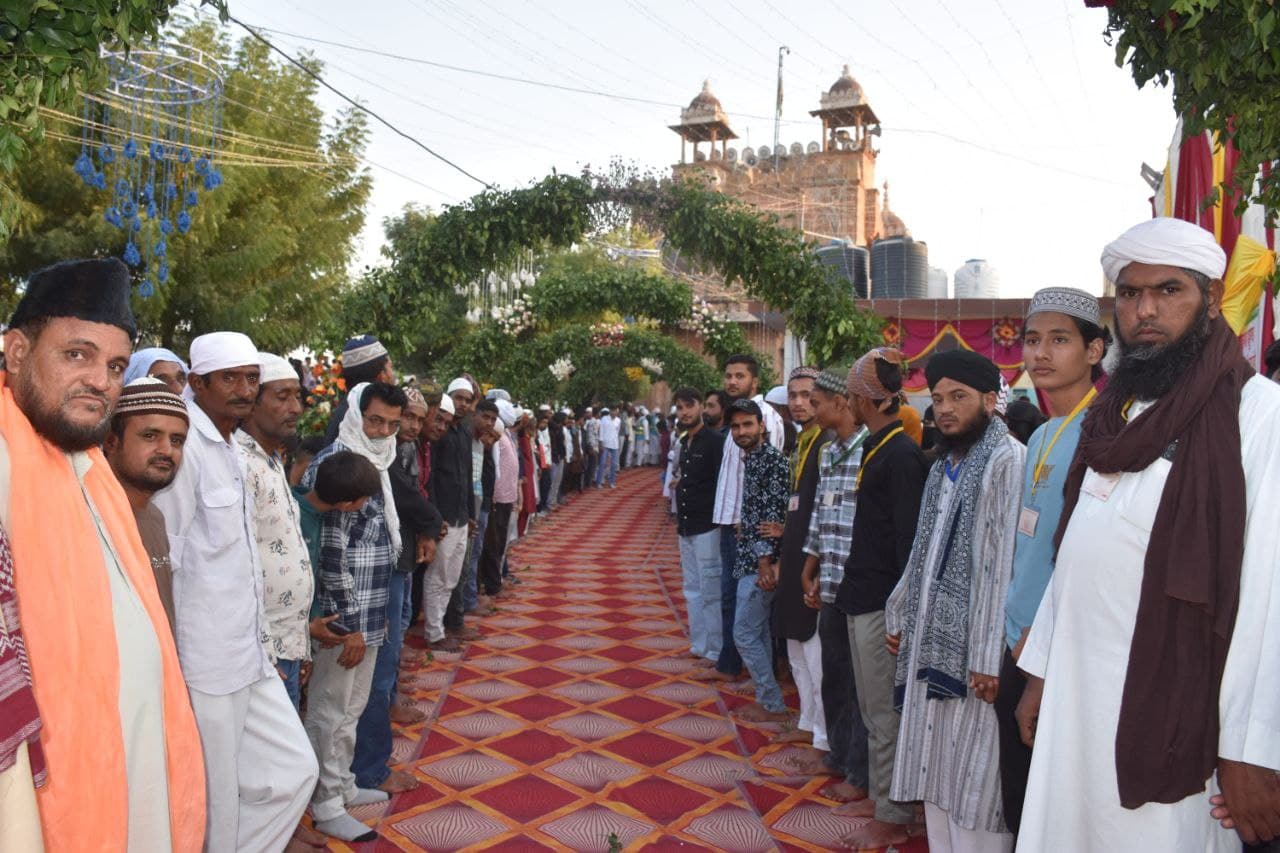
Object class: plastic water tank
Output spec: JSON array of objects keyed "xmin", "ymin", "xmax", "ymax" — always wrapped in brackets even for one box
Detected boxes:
[
  {"xmin": 815, "ymin": 242, "xmax": 871, "ymax": 298},
  {"xmin": 871, "ymin": 236, "xmax": 929, "ymax": 298},
  {"xmin": 927, "ymin": 265, "xmax": 949, "ymax": 298},
  {"xmin": 953, "ymin": 259, "xmax": 1001, "ymax": 298}
]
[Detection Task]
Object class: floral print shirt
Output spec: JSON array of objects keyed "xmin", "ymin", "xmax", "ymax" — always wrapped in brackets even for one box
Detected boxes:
[
  {"xmin": 735, "ymin": 442, "xmax": 790, "ymax": 578},
  {"xmin": 236, "ymin": 430, "xmax": 313, "ymax": 662}
]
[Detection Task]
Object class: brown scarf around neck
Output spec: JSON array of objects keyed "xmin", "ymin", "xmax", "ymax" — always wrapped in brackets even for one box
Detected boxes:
[{"xmin": 1054, "ymin": 315, "xmax": 1252, "ymax": 808}]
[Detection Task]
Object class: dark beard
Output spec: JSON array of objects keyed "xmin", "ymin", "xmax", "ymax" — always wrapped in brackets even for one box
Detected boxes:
[
  {"xmin": 115, "ymin": 462, "xmax": 177, "ymax": 494},
  {"xmin": 1109, "ymin": 300, "xmax": 1211, "ymax": 402},
  {"xmin": 14, "ymin": 370, "xmax": 112, "ymax": 451},
  {"xmin": 934, "ymin": 409, "xmax": 991, "ymax": 457}
]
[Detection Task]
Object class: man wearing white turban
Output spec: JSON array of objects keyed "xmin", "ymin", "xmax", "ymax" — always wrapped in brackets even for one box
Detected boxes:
[
  {"xmin": 153, "ymin": 333, "xmax": 319, "ymax": 852},
  {"xmin": 1015, "ymin": 218, "xmax": 1280, "ymax": 851}
]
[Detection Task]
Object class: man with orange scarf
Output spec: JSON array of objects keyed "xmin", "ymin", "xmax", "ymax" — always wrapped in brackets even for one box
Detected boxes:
[{"xmin": 0, "ymin": 258, "xmax": 204, "ymax": 850}]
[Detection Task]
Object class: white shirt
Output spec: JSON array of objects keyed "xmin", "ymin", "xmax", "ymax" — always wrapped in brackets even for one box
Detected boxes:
[
  {"xmin": 712, "ymin": 394, "xmax": 786, "ymax": 525},
  {"xmin": 585, "ymin": 417, "xmax": 601, "ymax": 450},
  {"xmin": 153, "ymin": 401, "xmax": 274, "ymax": 695},
  {"xmin": 599, "ymin": 415, "xmax": 621, "ymax": 450}
]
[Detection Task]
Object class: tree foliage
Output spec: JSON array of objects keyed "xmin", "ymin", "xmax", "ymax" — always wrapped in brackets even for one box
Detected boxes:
[
  {"xmin": 378, "ymin": 171, "xmax": 882, "ymax": 373},
  {"xmin": 1105, "ymin": 0, "xmax": 1280, "ymax": 221},
  {"xmin": 0, "ymin": 19, "xmax": 373, "ymax": 353},
  {"xmin": 441, "ymin": 321, "xmax": 719, "ymax": 406}
]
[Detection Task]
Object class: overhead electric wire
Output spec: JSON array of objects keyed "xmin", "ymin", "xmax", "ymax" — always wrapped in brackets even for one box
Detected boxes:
[
  {"xmin": 230, "ymin": 20, "xmax": 1128, "ymax": 189},
  {"xmin": 520, "ymin": 0, "xmax": 689, "ymax": 94},
  {"xmin": 1059, "ymin": 1, "xmax": 1093, "ymax": 109},
  {"xmin": 620, "ymin": 0, "xmax": 777, "ymax": 91},
  {"xmin": 931, "ymin": 0, "xmax": 1028, "ymax": 111},
  {"xmin": 879, "ymin": 0, "xmax": 1009, "ymax": 122},
  {"xmin": 991, "ymin": 0, "xmax": 1060, "ymax": 110},
  {"xmin": 225, "ymin": 12, "xmax": 492, "ymax": 188}
]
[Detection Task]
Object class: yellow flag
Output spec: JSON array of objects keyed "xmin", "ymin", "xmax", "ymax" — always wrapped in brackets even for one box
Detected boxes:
[{"xmin": 1221, "ymin": 234, "xmax": 1277, "ymax": 334}]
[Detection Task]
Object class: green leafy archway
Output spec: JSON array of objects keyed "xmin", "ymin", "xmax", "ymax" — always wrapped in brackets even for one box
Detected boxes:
[
  {"xmin": 443, "ymin": 321, "xmax": 719, "ymax": 405},
  {"xmin": 375, "ymin": 172, "xmax": 883, "ymax": 395}
]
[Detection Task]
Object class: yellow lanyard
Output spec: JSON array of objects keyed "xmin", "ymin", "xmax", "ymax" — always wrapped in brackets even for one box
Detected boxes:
[
  {"xmin": 791, "ymin": 425, "xmax": 821, "ymax": 491},
  {"xmin": 1031, "ymin": 387, "xmax": 1097, "ymax": 496},
  {"xmin": 855, "ymin": 426, "xmax": 904, "ymax": 492}
]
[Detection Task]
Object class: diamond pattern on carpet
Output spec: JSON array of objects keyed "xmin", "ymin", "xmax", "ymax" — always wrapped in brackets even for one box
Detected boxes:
[{"xmin": 323, "ymin": 469, "xmax": 926, "ymax": 852}]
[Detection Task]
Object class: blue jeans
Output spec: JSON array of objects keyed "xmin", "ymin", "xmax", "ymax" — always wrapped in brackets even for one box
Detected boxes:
[
  {"xmin": 595, "ymin": 448, "xmax": 618, "ymax": 487},
  {"xmin": 733, "ymin": 575, "xmax": 785, "ymax": 713},
  {"xmin": 277, "ymin": 658, "xmax": 302, "ymax": 711},
  {"xmin": 351, "ymin": 568, "xmax": 408, "ymax": 789},
  {"xmin": 715, "ymin": 526, "xmax": 744, "ymax": 676},
  {"xmin": 464, "ymin": 508, "xmax": 488, "ymax": 611},
  {"xmin": 678, "ymin": 529, "xmax": 723, "ymax": 660}
]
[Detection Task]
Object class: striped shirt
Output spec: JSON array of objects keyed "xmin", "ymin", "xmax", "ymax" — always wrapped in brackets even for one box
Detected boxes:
[
  {"xmin": 803, "ymin": 427, "xmax": 869, "ymax": 603},
  {"xmin": 711, "ymin": 394, "xmax": 787, "ymax": 525}
]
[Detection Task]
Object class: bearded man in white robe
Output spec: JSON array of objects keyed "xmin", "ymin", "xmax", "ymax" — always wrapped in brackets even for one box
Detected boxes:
[{"xmin": 1016, "ymin": 217, "xmax": 1280, "ymax": 851}]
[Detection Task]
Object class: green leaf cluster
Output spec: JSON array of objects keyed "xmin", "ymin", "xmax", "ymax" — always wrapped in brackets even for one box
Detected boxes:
[{"xmin": 1105, "ymin": 0, "xmax": 1280, "ymax": 222}]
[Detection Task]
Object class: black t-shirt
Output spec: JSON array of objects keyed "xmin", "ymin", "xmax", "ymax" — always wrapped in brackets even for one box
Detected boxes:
[
  {"xmin": 835, "ymin": 422, "xmax": 930, "ymax": 616},
  {"xmin": 676, "ymin": 425, "xmax": 725, "ymax": 536}
]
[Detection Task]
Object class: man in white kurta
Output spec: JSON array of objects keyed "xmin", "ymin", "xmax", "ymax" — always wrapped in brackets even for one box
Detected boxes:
[
  {"xmin": 1017, "ymin": 217, "xmax": 1280, "ymax": 852},
  {"xmin": 1015, "ymin": 381, "xmax": 1280, "ymax": 850}
]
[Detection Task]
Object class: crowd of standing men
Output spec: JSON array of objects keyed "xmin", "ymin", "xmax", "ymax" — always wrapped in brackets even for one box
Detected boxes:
[
  {"xmin": 2, "ymin": 214, "xmax": 1280, "ymax": 853},
  {"xmin": 0, "ymin": 255, "xmax": 673, "ymax": 852},
  {"xmin": 670, "ymin": 218, "xmax": 1280, "ymax": 852}
]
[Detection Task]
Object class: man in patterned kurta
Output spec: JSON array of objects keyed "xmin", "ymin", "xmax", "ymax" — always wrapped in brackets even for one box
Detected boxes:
[
  {"xmin": 236, "ymin": 354, "xmax": 314, "ymax": 708},
  {"xmin": 236, "ymin": 352, "xmax": 331, "ymax": 850},
  {"xmin": 885, "ymin": 350, "xmax": 1024, "ymax": 852}
]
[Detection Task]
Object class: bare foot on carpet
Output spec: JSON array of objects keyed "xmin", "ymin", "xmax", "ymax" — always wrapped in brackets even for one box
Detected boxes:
[
  {"xmin": 692, "ymin": 658, "xmax": 716, "ymax": 668},
  {"xmin": 284, "ymin": 839, "xmax": 321, "ymax": 853},
  {"xmin": 389, "ymin": 702, "xmax": 426, "ymax": 725},
  {"xmin": 784, "ymin": 751, "xmax": 834, "ymax": 776},
  {"xmin": 819, "ymin": 781, "xmax": 869, "ymax": 803},
  {"xmin": 690, "ymin": 668, "xmax": 735, "ymax": 682},
  {"xmin": 725, "ymin": 679, "xmax": 756, "ymax": 695},
  {"xmin": 377, "ymin": 769, "xmax": 420, "ymax": 793},
  {"xmin": 769, "ymin": 727, "xmax": 813, "ymax": 744},
  {"xmin": 292, "ymin": 822, "xmax": 328, "ymax": 848},
  {"xmin": 734, "ymin": 704, "xmax": 791, "ymax": 723},
  {"xmin": 833, "ymin": 797, "xmax": 877, "ymax": 818},
  {"xmin": 840, "ymin": 818, "xmax": 913, "ymax": 850}
]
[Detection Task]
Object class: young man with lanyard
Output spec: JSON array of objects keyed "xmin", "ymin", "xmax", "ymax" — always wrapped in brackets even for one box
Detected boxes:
[
  {"xmin": 795, "ymin": 368, "xmax": 871, "ymax": 803},
  {"xmin": 760, "ymin": 367, "xmax": 831, "ymax": 752},
  {"xmin": 835, "ymin": 348, "xmax": 930, "ymax": 848},
  {"xmin": 992, "ymin": 287, "xmax": 1105, "ymax": 837}
]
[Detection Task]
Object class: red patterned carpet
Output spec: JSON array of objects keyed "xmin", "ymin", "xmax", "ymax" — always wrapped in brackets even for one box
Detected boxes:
[{"xmin": 326, "ymin": 468, "xmax": 930, "ymax": 852}]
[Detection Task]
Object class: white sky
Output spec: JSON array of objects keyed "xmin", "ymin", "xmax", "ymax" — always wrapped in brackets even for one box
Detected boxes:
[{"xmin": 191, "ymin": 0, "xmax": 1176, "ymax": 298}]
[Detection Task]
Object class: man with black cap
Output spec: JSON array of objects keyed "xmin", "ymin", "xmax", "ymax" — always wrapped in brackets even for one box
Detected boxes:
[
  {"xmin": 885, "ymin": 348, "xmax": 1024, "ymax": 851},
  {"xmin": 0, "ymin": 259, "xmax": 204, "ymax": 850},
  {"xmin": 154, "ymin": 331, "xmax": 318, "ymax": 852}
]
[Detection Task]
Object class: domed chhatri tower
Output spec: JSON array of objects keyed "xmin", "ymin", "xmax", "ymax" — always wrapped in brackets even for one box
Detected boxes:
[
  {"xmin": 670, "ymin": 66, "xmax": 886, "ymax": 247},
  {"xmin": 670, "ymin": 80, "xmax": 738, "ymax": 165}
]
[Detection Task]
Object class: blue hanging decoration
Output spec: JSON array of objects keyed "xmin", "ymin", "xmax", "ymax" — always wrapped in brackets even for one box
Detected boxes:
[{"xmin": 73, "ymin": 43, "xmax": 224, "ymax": 297}]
